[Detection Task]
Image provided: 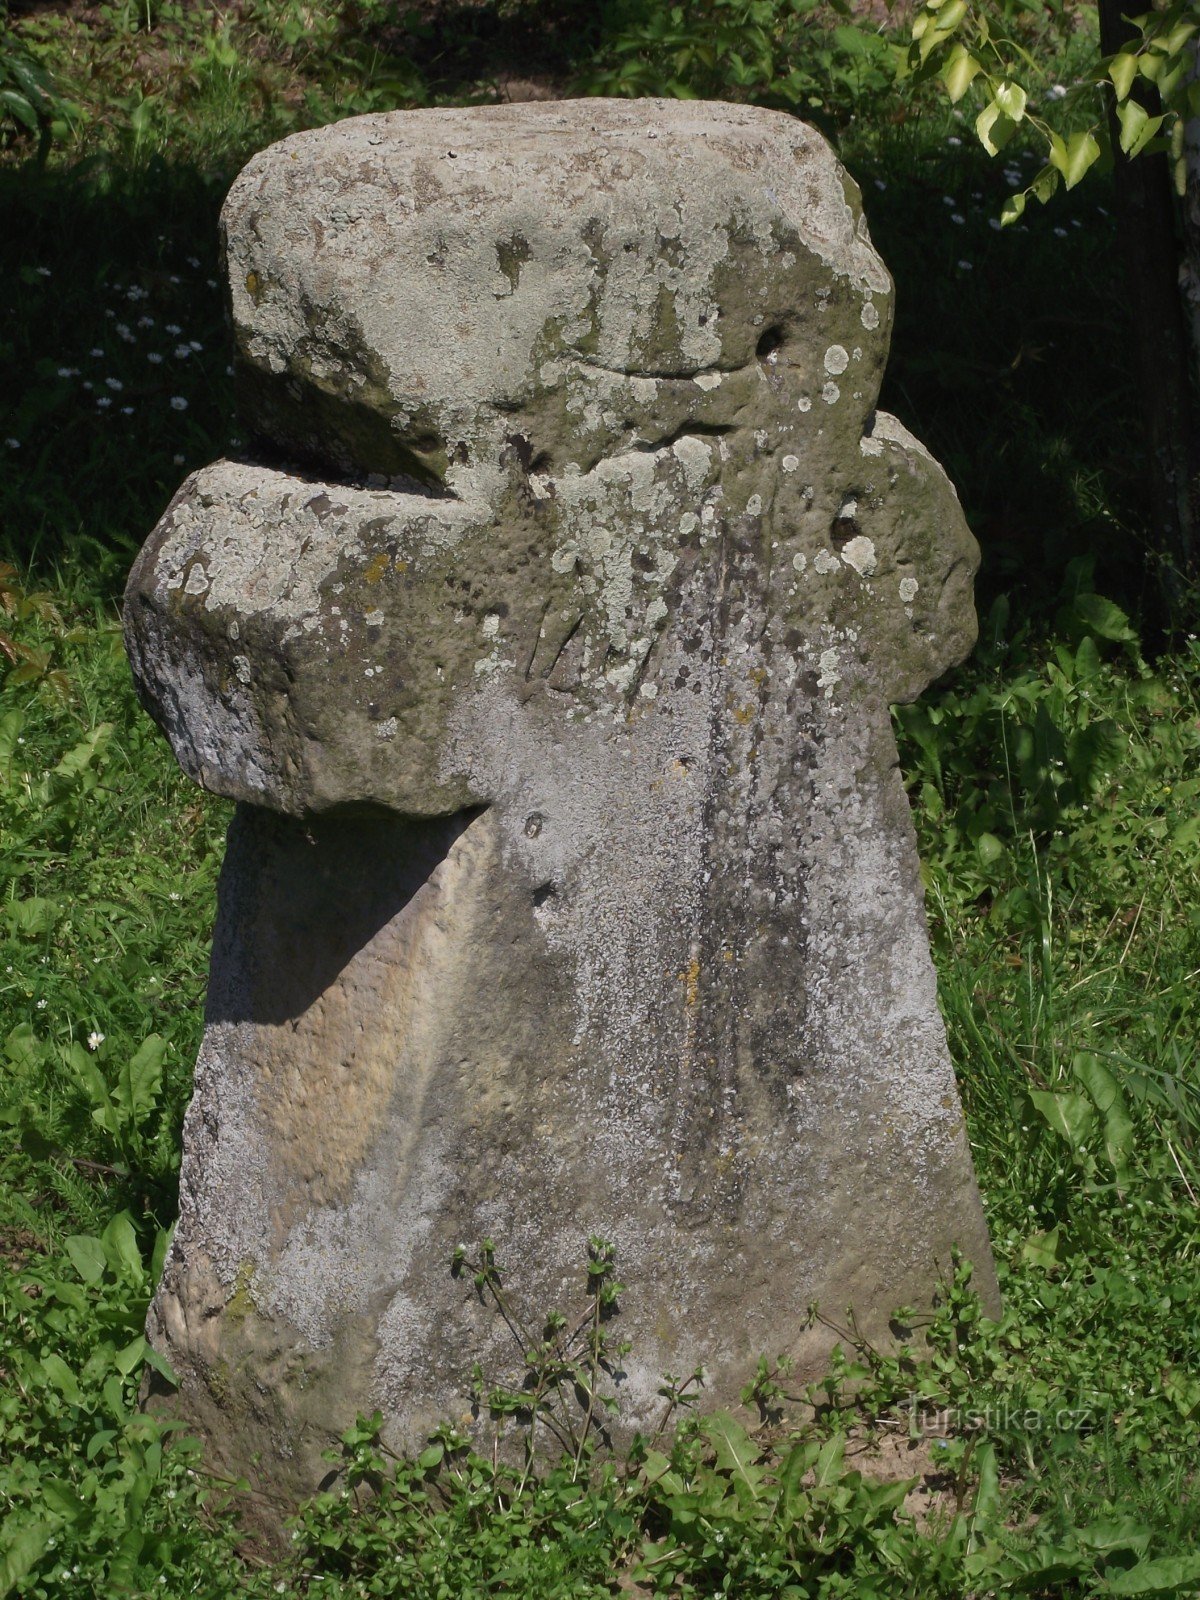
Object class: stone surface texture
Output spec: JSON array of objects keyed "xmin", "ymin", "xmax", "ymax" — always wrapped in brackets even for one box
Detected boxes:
[{"xmin": 126, "ymin": 98, "xmax": 997, "ymax": 1510}]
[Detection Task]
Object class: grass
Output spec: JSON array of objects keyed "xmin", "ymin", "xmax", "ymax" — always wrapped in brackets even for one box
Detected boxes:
[{"xmin": 2, "ymin": 0, "xmax": 1200, "ymax": 1594}]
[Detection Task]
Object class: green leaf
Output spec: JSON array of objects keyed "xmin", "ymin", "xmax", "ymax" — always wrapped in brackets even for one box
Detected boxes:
[
  {"xmin": 1029, "ymin": 1089, "xmax": 1096, "ymax": 1154},
  {"xmin": 51, "ymin": 723, "xmax": 112, "ymax": 782},
  {"xmin": 1074, "ymin": 591, "xmax": 1136, "ymax": 642},
  {"xmin": 115, "ymin": 1335, "xmax": 148, "ymax": 1375},
  {"xmin": 1022, "ymin": 1226, "xmax": 1063, "ymax": 1268},
  {"xmin": 66, "ymin": 1233, "xmax": 107, "ymax": 1284},
  {"xmin": 1001, "ymin": 190, "xmax": 1027, "ymax": 225},
  {"xmin": 4, "ymin": 896, "xmax": 60, "ymax": 937},
  {"xmin": 813, "ymin": 1432, "xmax": 845, "ymax": 1487},
  {"xmin": 976, "ymin": 832, "xmax": 1004, "ymax": 867},
  {"xmin": 703, "ymin": 1411, "xmax": 764, "ymax": 1502},
  {"xmin": 1104, "ymin": 1553, "xmax": 1200, "ymax": 1593},
  {"xmin": 1073, "ymin": 1053, "xmax": 1134, "ymax": 1180},
  {"xmin": 942, "ymin": 43, "xmax": 981, "ymax": 102},
  {"xmin": 1109, "ymin": 52, "xmax": 1138, "ymax": 101},
  {"xmin": 101, "ymin": 1211, "xmax": 145, "ymax": 1284},
  {"xmin": 1118, "ymin": 100, "xmax": 1164, "ymax": 158},
  {"xmin": 1031, "ymin": 164, "xmax": 1061, "ymax": 204},
  {"xmin": 40, "ymin": 1352, "xmax": 82, "ymax": 1405},
  {"xmin": 993, "ymin": 80, "xmax": 1027, "ymax": 121},
  {"xmin": 0, "ymin": 1517, "xmax": 56, "ymax": 1598},
  {"xmin": 116, "ymin": 1033, "xmax": 166, "ymax": 1123},
  {"xmin": 1061, "ymin": 130, "xmax": 1101, "ymax": 189},
  {"xmin": 971, "ymin": 1439, "xmax": 1000, "ymax": 1524},
  {"xmin": 976, "ymin": 99, "xmax": 1017, "ymax": 156},
  {"xmin": 5, "ymin": 1021, "xmax": 42, "ymax": 1072}
]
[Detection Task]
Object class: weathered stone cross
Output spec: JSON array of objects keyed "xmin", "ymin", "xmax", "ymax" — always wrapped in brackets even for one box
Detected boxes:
[{"xmin": 126, "ymin": 98, "xmax": 996, "ymax": 1507}]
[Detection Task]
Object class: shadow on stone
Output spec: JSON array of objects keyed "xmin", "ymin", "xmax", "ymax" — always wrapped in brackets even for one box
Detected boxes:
[{"xmin": 207, "ymin": 804, "xmax": 483, "ymax": 1027}]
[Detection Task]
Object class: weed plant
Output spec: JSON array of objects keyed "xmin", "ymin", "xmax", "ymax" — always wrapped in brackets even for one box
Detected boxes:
[{"xmin": 2, "ymin": 1, "xmax": 1200, "ymax": 1595}]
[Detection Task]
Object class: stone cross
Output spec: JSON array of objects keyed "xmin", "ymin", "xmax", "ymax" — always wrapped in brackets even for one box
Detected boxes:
[{"xmin": 125, "ymin": 98, "xmax": 997, "ymax": 1508}]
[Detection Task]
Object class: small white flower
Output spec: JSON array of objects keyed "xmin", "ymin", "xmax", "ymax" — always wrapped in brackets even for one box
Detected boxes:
[
  {"xmin": 57, "ymin": 366, "xmax": 79, "ymax": 378},
  {"xmin": 87, "ymin": 1031, "xmax": 105, "ymax": 1051},
  {"xmin": 36, "ymin": 266, "xmax": 51, "ymax": 277},
  {"xmin": 947, "ymin": 135, "xmax": 962, "ymax": 147},
  {"xmin": 169, "ymin": 892, "xmax": 181, "ymax": 901},
  {"xmin": 989, "ymin": 218, "xmax": 1002, "ymax": 231},
  {"xmin": 188, "ymin": 340, "xmax": 203, "ymax": 352},
  {"xmin": 1054, "ymin": 226, "xmax": 1068, "ymax": 237},
  {"xmin": 82, "ymin": 380, "xmax": 93, "ymax": 390},
  {"xmin": 170, "ymin": 396, "xmax": 189, "ymax": 411},
  {"xmin": 36, "ymin": 999, "xmax": 47, "ymax": 1010},
  {"xmin": 138, "ymin": 315, "xmax": 155, "ymax": 328},
  {"xmin": 4, "ymin": 437, "xmax": 19, "ymax": 449},
  {"xmin": 173, "ymin": 452, "xmax": 185, "ymax": 464},
  {"xmin": 121, "ymin": 406, "xmax": 134, "ymax": 415},
  {"xmin": 96, "ymin": 397, "xmax": 112, "ymax": 409},
  {"xmin": 1047, "ymin": 83, "xmax": 1067, "ymax": 100},
  {"xmin": 105, "ymin": 377, "xmax": 123, "ymax": 391},
  {"xmin": 168, "ymin": 274, "xmax": 181, "ymax": 284},
  {"xmin": 165, "ymin": 322, "xmax": 182, "ymax": 335},
  {"xmin": 958, "ymin": 260, "xmax": 973, "ymax": 271},
  {"xmin": 89, "ymin": 347, "xmax": 103, "ymax": 357},
  {"xmin": 186, "ymin": 256, "xmax": 200, "ymax": 268},
  {"xmin": 951, "ymin": 212, "xmax": 965, "ymax": 224},
  {"xmin": 874, "ymin": 178, "xmax": 886, "ymax": 191},
  {"xmin": 147, "ymin": 352, "xmax": 163, "ymax": 364},
  {"xmin": 174, "ymin": 345, "xmax": 192, "ymax": 359}
]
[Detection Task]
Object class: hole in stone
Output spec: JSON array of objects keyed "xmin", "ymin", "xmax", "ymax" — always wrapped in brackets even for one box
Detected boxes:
[
  {"xmin": 524, "ymin": 812, "xmax": 544, "ymax": 838},
  {"xmin": 756, "ymin": 326, "xmax": 785, "ymax": 364},
  {"xmin": 830, "ymin": 496, "xmax": 861, "ymax": 547},
  {"xmin": 533, "ymin": 882, "xmax": 556, "ymax": 907}
]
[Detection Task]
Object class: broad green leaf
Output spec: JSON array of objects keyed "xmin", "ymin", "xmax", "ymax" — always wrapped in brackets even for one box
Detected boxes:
[
  {"xmin": 1118, "ymin": 100, "xmax": 1164, "ymax": 157},
  {"xmin": 1001, "ymin": 190, "xmax": 1027, "ymax": 225},
  {"xmin": 1109, "ymin": 52, "xmax": 1138, "ymax": 101},
  {"xmin": 115, "ymin": 1335, "xmax": 148, "ymax": 1375},
  {"xmin": 0, "ymin": 709, "xmax": 22, "ymax": 770},
  {"xmin": 971, "ymin": 1440, "xmax": 1000, "ymax": 1524},
  {"xmin": 1062, "ymin": 130, "xmax": 1101, "ymax": 188},
  {"xmin": 976, "ymin": 832, "xmax": 1004, "ymax": 867},
  {"xmin": 5, "ymin": 896, "xmax": 60, "ymax": 936},
  {"xmin": 942, "ymin": 42, "xmax": 981, "ymax": 101},
  {"xmin": 5, "ymin": 1021, "xmax": 42, "ymax": 1071},
  {"xmin": 1074, "ymin": 591, "xmax": 1136, "ymax": 641},
  {"xmin": 1073, "ymin": 1054, "xmax": 1134, "ymax": 1179},
  {"xmin": 703, "ymin": 1410, "xmax": 764, "ymax": 1501},
  {"xmin": 1022, "ymin": 1226, "xmax": 1063, "ymax": 1268},
  {"xmin": 977, "ymin": 100, "xmax": 1018, "ymax": 155},
  {"xmin": 117, "ymin": 1033, "xmax": 166, "ymax": 1123},
  {"xmin": 0, "ymin": 1517, "xmax": 56, "ymax": 1598},
  {"xmin": 1075, "ymin": 634, "xmax": 1102, "ymax": 677},
  {"xmin": 993, "ymin": 80, "xmax": 1027, "ymax": 121},
  {"xmin": 1105, "ymin": 1553, "xmax": 1200, "ymax": 1593},
  {"xmin": 1031, "ymin": 164, "xmax": 1061, "ymax": 204},
  {"xmin": 101, "ymin": 1210, "xmax": 145, "ymax": 1284},
  {"xmin": 813, "ymin": 1432, "xmax": 845, "ymax": 1487},
  {"xmin": 1029, "ymin": 1089, "xmax": 1096, "ymax": 1153},
  {"xmin": 51, "ymin": 722, "xmax": 112, "ymax": 782},
  {"xmin": 777, "ymin": 1438, "xmax": 817, "ymax": 1513},
  {"xmin": 66, "ymin": 1232, "xmax": 107, "ymax": 1284},
  {"xmin": 39, "ymin": 1352, "xmax": 82, "ymax": 1405}
]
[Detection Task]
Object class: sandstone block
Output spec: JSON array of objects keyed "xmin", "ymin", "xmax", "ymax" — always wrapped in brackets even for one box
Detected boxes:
[{"xmin": 125, "ymin": 98, "xmax": 997, "ymax": 1510}]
